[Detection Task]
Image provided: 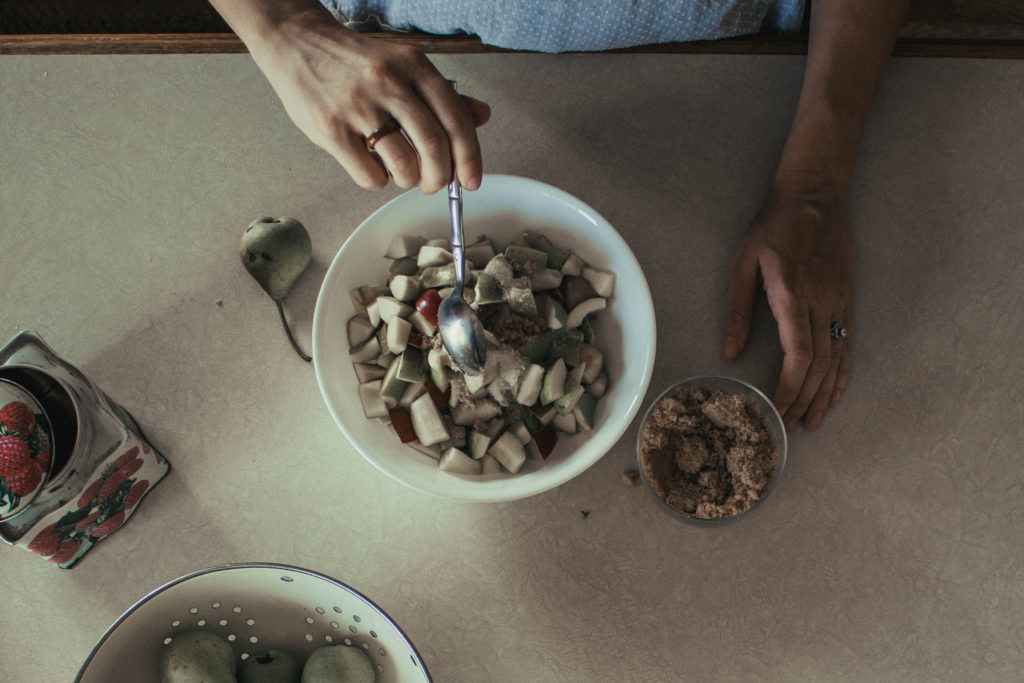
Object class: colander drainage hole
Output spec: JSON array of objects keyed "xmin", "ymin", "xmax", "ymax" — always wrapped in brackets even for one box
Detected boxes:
[
  {"xmin": 281, "ymin": 575, "xmax": 294, "ymax": 582},
  {"xmin": 249, "ymin": 636, "xmax": 258, "ymax": 644},
  {"xmin": 163, "ymin": 637, "xmax": 172, "ymax": 645},
  {"xmin": 219, "ymin": 619, "xmax": 229, "ymax": 626},
  {"xmin": 378, "ymin": 647, "xmax": 386, "ymax": 657},
  {"xmin": 197, "ymin": 619, "xmax": 207, "ymax": 627},
  {"xmin": 227, "ymin": 634, "xmax": 237, "ymax": 642},
  {"xmin": 171, "ymin": 620, "xmax": 181, "ymax": 628},
  {"xmin": 316, "ymin": 606, "xmax": 325, "ymax": 615},
  {"xmin": 305, "ymin": 617, "xmax": 315, "ymax": 625},
  {"xmin": 377, "ymin": 664, "xmax": 385, "ymax": 673},
  {"xmin": 330, "ymin": 621, "xmax": 340, "ymax": 629},
  {"xmin": 189, "ymin": 607, "xmax": 199, "ymax": 615},
  {"xmin": 233, "ymin": 606, "xmax": 243, "ymax": 613},
  {"xmin": 353, "ymin": 615, "xmax": 362, "ymax": 623},
  {"xmin": 361, "ymin": 642, "xmax": 370, "ymax": 651},
  {"xmin": 333, "ymin": 606, "xmax": 342, "ymax": 614},
  {"xmin": 246, "ymin": 618, "xmax": 256, "ymax": 626},
  {"xmin": 305, "ymin": 634, "xmax": 314, "ymax": 642},
  {"xmin": 370, "ymin": 630, "xmax": 378, "ymax": 639},
  {"xmin": 212, "ymin": 602, "xmax": 221, "ymax": 608},
  {"xmin": 324, "ymin": 635, "xmax": 334, "ymax": 643},
  {"xmin": 348, "ymin": 625, "xmax": 358, "ymax": 634},
  {"xmin": 241, "ymin": 653, "xmax": 250, "ymax": 661}
]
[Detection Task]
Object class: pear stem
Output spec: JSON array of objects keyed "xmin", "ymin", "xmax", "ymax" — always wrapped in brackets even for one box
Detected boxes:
[{"xmin": 276, "ymin": 300, "xmax": 311, "ymax": 362}]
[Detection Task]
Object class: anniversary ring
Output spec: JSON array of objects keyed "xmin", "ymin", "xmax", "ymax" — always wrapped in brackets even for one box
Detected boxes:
[
  {"xmin": 364, "ymin": 119, "xmax": 402, "ymax": 150},
  {"xmin": 830, "ymin": 322, "xmax": 848, "ymax": 340}
]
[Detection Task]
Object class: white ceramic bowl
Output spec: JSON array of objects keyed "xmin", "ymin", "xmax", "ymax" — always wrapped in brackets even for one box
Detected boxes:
[{"xmin": 313, "ymin": 175, "xmax": 656, "ymax": 502}]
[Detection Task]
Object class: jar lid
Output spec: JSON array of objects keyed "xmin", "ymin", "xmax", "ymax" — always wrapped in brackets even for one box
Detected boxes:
[{"xmin": 0, "ymin": 378, "xmax": 55, "ymax": 520}]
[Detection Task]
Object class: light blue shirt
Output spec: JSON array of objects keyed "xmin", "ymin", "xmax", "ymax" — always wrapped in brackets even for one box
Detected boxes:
[{"xmin": 319, "ymin": 0, "xmax": 805, "ymax": 53}]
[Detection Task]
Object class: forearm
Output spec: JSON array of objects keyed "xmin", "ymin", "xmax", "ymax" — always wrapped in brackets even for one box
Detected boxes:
[
  {"xmin": 777, "ymin": 0, "xmax": 911, "ymax": 193},
  {"xmin": 208, "ymin": 0, "xmax": 346, "ymax": 49}
]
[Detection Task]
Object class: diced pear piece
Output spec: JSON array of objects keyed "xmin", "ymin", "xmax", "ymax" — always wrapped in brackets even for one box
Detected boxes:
[
  {"xmin": 480, "ymin": 453, "xmax": 503, "ymax": 474},
  {"xmin": 473, "ymin": 271, "xmax": 504, "ymax": 306},
  {"xmin": 464, "ymin": 239, "xmax": 496, "ymax": 268},
  {"xmin": 582, "ymin": 265, "xmax": 615, "ymax": 298},
  {"xmin": 424, "ymin": 237, "xmax": 449, "ymax": 248},
  {"xmin": 539, "ymin": 358, "xmax": 567, "ymax": 405},
  {"xmin": 552, "ymin": 410, "xmax": 576, "ymax": 433},
  {"xmin": 540, "ymin": 296, "xmax": 567, "ymax": 330},
  {"xmin": 385, "ymin": 234, "xmax": 426, "ymax": 259},
  {"xmin": 347, "ymin": 315, "xmax": 376, "ymax": 347},
  {"xmin": 561, "ymin": 253, "xmax": 585, "ymax": 277},
  {"xmin": 408, "ymin": 310, "xmax": 437, "ymax": 337},
  {"xmin": 394, "ymin": 348, "xmax": 425, "ymax": 382},
  {"xmin": 505, "ymin": 286, "xmax": 538, "ymax": 317},
  {"xmin": 353, "ymin": 362, "xmax": 386, "ymax": 383},
  {"xmin": 587, "ymin": 371, "xmax": 609, "ymax": 398},
  {"xmin": 388, "ymin": 274, "xmax": 420, "ymax": 302},
  {"xmin": 509, "ymin": 420, "xmax": 532, "ymax": 445},
  {"xmin": 379, "ymin": 361, "xmax": 407, "ymax": 408},
  {"xmin": 529, "ymin": 268, "xmax": 563, "ymax": 291},
  {"xmin": 566, "ymin": 297, "xmax": 606, "ymax": 329},
  {"xmin": 407, "ymin": 440, "xmax": 441, "ymax": 460},
  {"xmin": 559, "ymin": 275, "xmax": 599, "ymax": 311},
  {"xmin": 386, "ymin": 317, "xmax": 412, "ymax": 354},
  {"xmin": 488, "ymin": 431, "xmax": 527, "ymax": 473},
  {"xmin": 468, "ymin": 429, "xmax": 492, "ymax": 459},
  {"xmin": 358, "ymin": 380, "xmax": 388, "ymax": 419},
  {"xmin": 376, "ymin": 296, "xmax": 414, "ymax": 326},
  {"xmin": 366, "ymin": 298, "xmax": 381, "ymax": 327},
  {"xmin": 504, "ymin": 245, "xmax": 548, "ymax": 268},
  {"xmin": 417, "ymin": 245, "xmax": 453, "ymax": 268},
  {"xmin": 523, "ymin": 231, "xmax": 569, "ymax": 270},
  {"xmin": 554, "ymin": 385, "xmax": 585, "ymax": 415},
  {"xmin": 451, "ymin": 398, "xmax": 502, "ymax": 426},
  {"xmin": 397, "ymin": 380, "xmax": 426, "ymax": 408},
  {"xmin": 409, "ymin": 393, "xmax": 449, "ymax": 446},
  {"xmin": 439, "ymin": 447, "xmax": 483, "ymax": 475},
  {"xmin": 483, "ymin": 254, "xmax": 514, "ymax": 288},
  {"xmin": 419, "ymin": 264, "xmax": 456, "ymax": 289},
  {"xmin": 573, "ymin": 391, "xmax": 597, "ymax": 431},
  {"xmin": 578, "ymin": 343, "xmax": 604, "ymax": 384},
  {"xmin": 349, "ymin": 335, "xmax": 381, "ymax": 363}
]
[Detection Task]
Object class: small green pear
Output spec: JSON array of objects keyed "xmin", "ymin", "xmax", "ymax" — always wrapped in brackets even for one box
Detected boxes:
[
  {"xmin": 240, "ymin": 216, "xmax": 312, "ymax": 301},
  {"xmin": 301, "ymin": 644, "xmax": 375, "ymax": 683},
  {"xmin": 240, "ymin": 216, "xmax": 313, "ymax": 362},
  {"xmin": 238, "ymin": 648, "xmax": 302, "ymax": 683},
  {"xmin": 158, "ymin": 630, "xmax": 236, "ymax": 683}
]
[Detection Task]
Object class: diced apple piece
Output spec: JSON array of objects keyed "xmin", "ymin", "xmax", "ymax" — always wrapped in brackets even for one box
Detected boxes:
[
  {"xmin": 529, "ymin": 268, "xmax": 563, "ymax": 291},
  {"xmin": 438, "ymin": 447, "xmax": 483, "ymax": 475},
  {"xmin": 531, "ymin": 403, "xmax": 558, "ymax": 425},
  {"xmin": 473, "ymin": 271, "xmax": 504, "ymax": 306},
  {"xmin": 387, "ymin": 407, "xmax": 417, "ymax": 443},
  {"xmin": 366, "ymin": 298, "xmax": 381, "ymax": 327},
  {"xmin": 552, "ymin": 410, "xmax": 576, "ymax": 433},
  {"xmin": 398, "ymin": 380, "xmax": 426, "ymax": 408},
  {"xmin": 417, "ymin": 245, "xmax": 453, "ymax": 268},
  {"xmin": 409, "ymin": 393, "xmax": 449, "ymax": 446},
  {"xmin": 565, "ymin": 362, "xmax": 586, "ymax": 393},
  {"xmin": 452, "ymin": 398, "xmax": 502, "ymax": 426},
  {"xmin": 480, "ymin": 453, "xmax": 503, "ymax": 475},
  {"xmin": 353, "ymin": 362, "xmax": 386, "ymax": 383},
  {"xmin": 349, "ymin": 335, "xmax": 381, "ymax": 363},
  {"xmin": 464, "ymin": 240, "xmax": 496, "ymax": 268},
  {"xmin": 587, "ymin": 371, "xmax": 608, "ymax": 398},
  {"xmin": 560, "ymin": 275, "xmax": 599, "ymax": 311},
  {"xmin": 407, "ymin": 440, "xmax": 441, "ymax": 461},
  {"xmin": 582, "ymin": 265, "xmax": 615, "ymax": 298},
  {"xmin": 578, "ymin": 343, "xmax": 604, "ymax": 384},
  {"xmin": 423, "ymin": 377, "xmax": 449, "ymax": 409},
  {"xmin": 505, "ymin": 286, "xmax": 538, "ymax": 317},
  {"xmin": 566, "ymin": 297, "xmax": 606, "ymax": 329},
  {"xmin": 424, "ymin": 237, "xmax": 449, "ymax": 248},
  {"xmin": 389, "ymin": 274, "xmax": 421, "ymax": 302},
  {"xmin": 515, "ymin": 364, "xmax": 545, "ymax": 406},
  {"xmin": 358, "ymin": 380, "xmax": 388, "ymax": 419},
  {"xmin": 387, "ymin": 317, "xmax": 412, "ymax": 354},
  {"xmin": 533, "ymin": 425, "xmax": 558, "ymax": 458},
  {"xmin": 483, "ymin": 254, "xmax": 514, "ymax": 288},
  {"xmin": 551, "ymin": 328, "xmax": 584, "ymax": 367},
  {"xmin": 509, "ymin": 420, "xmax": 532, "ymax": 445},
  {"xmin": 523, "ymin": 232, "xmax": 569, "ymax": 270},
  {"xmin": 394, "ymin": 348, "xmax": 426, "ymax": 382},
  {"xmin": 385, "ymin": 234, "xmax": 426, "ymax": 259},
  {"xmin": 375, "ymin": 351, "xmax": 394, "ymax": 368},
  {"xmin": 504, "ymin": 245, "xmax": 548, "ymax": 268},
  {"xmin": 519, "ymin": 330, "xmax": 553, "ymax": 364},
  {"xmin": 468, "ymin": 429, "xmax": 491, "ymax": 459},
  {"xmin": 376, "ymin": 322, "xmax": 391, "ymax": 355},
  {"xmin": 347, "ymin": 315, "xmax": 377, "ymax": 347},
  {"xmin": 488, "ymin": 431, "xmax": 527, "ymax": 473},
  {"xmin": 351, "ymin": 285, "xmax": 384, "ymax": 318},
  {"xmin": 573, "ymin": 391, "xmax": 597, "ymax": 431},
  {"xmin": 419, "ymin": 264, "xmax": 456, "ymax": 289},
  {"xmin": 540, "ymin": 296, "xmax": 567, "ymax": 330},
  {"xmin": 561, "ymin": 253, "xmax": 585, "ymax": 277},
  {"xmin": 379, "ymin": 361, "xmax": 407, "ymax": 408},
  {"xmin": 376, "ymin": 296, "xmax": 414, "ymax": 326},
  {"xmin": 539, "ymin": 358, "xmax": 567, "ymax": 405}
]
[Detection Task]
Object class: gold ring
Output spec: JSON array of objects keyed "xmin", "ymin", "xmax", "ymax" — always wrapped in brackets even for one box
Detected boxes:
[{"xmin": 365, "ymin": 119, "xmax": 402, "ymax": 150}]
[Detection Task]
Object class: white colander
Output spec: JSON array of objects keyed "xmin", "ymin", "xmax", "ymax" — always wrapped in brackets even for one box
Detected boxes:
[{"xmin": 76, "ymin": 562, "xmax": 431, "ymax": 682}]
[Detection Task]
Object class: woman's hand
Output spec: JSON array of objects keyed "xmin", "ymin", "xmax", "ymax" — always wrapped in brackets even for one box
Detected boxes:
[
  {"xmin": 724, "ymin": 174, "xmax": 855, "ymax": 430},
  {"xmin": 219, "ymin": 1, "xmax": 490, "ymax": 192}
]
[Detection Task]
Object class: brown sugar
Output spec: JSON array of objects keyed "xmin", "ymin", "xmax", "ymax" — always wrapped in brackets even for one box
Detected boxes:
[{"xmin": 639, "ymin": 385, "xmax": 779, "ymax": 519}]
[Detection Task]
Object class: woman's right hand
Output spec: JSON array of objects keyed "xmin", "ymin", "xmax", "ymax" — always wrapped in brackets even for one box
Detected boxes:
[{"xmin": 235, "ymin": 3, "xmax": 490, "ymax": 192}]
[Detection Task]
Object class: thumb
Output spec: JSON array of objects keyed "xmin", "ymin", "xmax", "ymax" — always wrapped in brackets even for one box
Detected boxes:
[{"xmin": 724, "ymin": 247, "xmax": 759, "ymax": 358}]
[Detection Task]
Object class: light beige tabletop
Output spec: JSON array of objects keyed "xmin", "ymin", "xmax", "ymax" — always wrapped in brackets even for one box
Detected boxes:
[{"xmin": 1, "ymin": 52, "xmax": 1023, "ymax": 682}]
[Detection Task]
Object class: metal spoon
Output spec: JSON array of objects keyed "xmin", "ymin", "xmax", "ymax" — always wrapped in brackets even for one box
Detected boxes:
[{"xmin": 437, "ymin": 174, "xmax": 488, "ymax": 376}]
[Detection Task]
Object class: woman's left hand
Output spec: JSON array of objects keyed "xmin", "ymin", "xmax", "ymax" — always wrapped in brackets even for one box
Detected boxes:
[{"xmin": 723, "ymin": 174, "xmax": 856, "ymax": 431}]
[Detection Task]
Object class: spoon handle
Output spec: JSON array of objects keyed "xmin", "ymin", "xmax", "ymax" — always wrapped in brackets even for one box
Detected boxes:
[{"xmin": 448, "ymin": 174, "xmax": 466, "ymax": 288}]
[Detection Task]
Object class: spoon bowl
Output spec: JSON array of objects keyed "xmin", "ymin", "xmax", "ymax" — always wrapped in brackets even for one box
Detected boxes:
[{"xmin": 437, "ymin": 175, "xmax": 488, "ymax": 375}]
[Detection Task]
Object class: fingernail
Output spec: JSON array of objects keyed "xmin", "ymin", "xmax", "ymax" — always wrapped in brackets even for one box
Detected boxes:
[
  {"xmin": 830, "ymin": 390, "xmax": 841, "ymax": 407},
  {"xmin": 465, "ymin": 175, "xmax": 481, "ymax": 191},
  {"xmin": 724, "ymin": 336, "xmax": 737, "ymax": 357},
  {"xmin": 806, "ymin": 412, "xmax": 822, "ymax": 430},
  {"xmin": 784, "ymin": 417, "xmax": 797, "ymax": 432}
]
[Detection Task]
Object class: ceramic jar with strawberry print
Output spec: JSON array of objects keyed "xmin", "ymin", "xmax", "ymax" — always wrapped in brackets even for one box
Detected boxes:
[
  {"xmin": 0, "ymin": 331, "xmax": 170, "ymax": 568},
  {"xmin": 0, "ymin": 378, "xmax": 54, "ymax": 520}
]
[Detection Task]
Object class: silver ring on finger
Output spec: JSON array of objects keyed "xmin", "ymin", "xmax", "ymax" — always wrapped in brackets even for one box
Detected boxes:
[{"xmin": 830, "ymin": 321, "xmax": 848, "ymax": 340}]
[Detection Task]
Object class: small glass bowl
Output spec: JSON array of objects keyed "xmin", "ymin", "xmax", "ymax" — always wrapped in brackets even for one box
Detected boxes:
[{"xmin": 635, "ymin": 375, "xmax": 787, "ymax": 525}]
